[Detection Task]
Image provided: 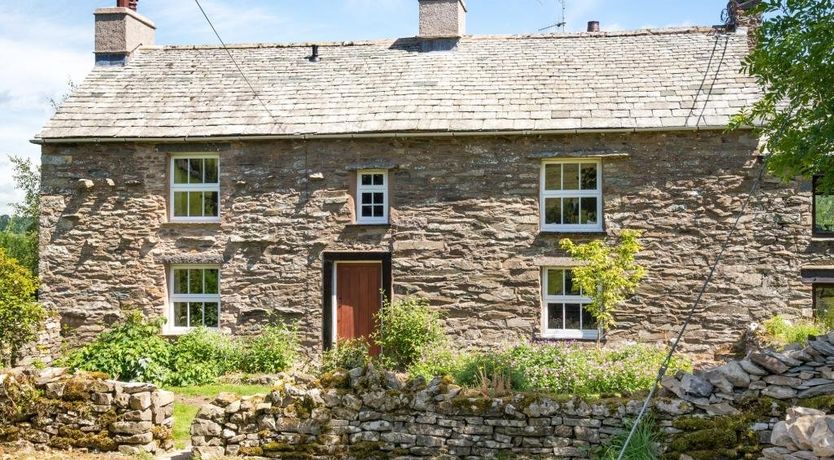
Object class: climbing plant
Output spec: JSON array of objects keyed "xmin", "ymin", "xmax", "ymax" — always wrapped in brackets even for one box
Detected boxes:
[{"xmin": 560, "ymin": 229, "xmax": 646, "ymax": 332}]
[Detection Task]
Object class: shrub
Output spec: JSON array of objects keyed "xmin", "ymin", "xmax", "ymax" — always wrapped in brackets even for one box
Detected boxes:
[
  {"xmin": 321, "ymin": 338, "xmax": 371, "ymax": 373},
  {"xmin": 241, "ymin": 323, "xmax": 300, "ymax": 373},
  {"xmin": 61, "ymin": 311, "xmax": 172, "ymax": 384},
  {"xmin": 762, "ymin": 315, "xmax": 824, "ymax": 347},
  {"xmin": 0, "ymin": 248, "xmax": 46, "ymax": 366},
  {"xmin": 453, "ymin": 350, "xmax": 527, "ymax": 391},
  {"xmin": 0, "ymin": 231, "xmax": 38, "ymax": 275},
  {"xmin": 407, "ymin": 345, "xmax": 466, "ymax": 382},
  {"xmin": 598, "ymin": 414, "xmax": 662, "ymax": 460},
  {"xmin": 168, "ymin": 328, "xmax": 242, "ymax": 386},
  {"xmin": 374, "ymin": 296, "xmax": 446, "ymax": 369}
]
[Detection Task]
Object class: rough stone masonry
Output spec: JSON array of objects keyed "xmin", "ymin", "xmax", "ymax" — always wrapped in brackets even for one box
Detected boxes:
[{"xmin": 38, "ymin": 131, "xmax": 834, "ymax": 354}]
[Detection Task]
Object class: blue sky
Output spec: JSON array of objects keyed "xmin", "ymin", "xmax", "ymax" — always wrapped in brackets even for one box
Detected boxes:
[{"xmin": 0, "ymin": 0, "xmax": 729, "ymax": 213}]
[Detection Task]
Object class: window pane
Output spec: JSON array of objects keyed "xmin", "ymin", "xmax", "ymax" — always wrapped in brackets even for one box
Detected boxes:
[
  {"xmin": 544, "ymin": 198, "xmax": 562, "ymax": 225},
  {"xmin": 547, "ymin": 303, "xmax": 563, "ymax": 330},
  {"xmin": 582, "ymin": 306, "xmax": 598, "ymax": 330},
  {"xmin": 563, "ymin": 164, "xmax": 579, "ymax": 190},
  {"xmin": 173, "ymin": 192, "xmax": 189, "ymax": 217},
  {"xmin": 204, "ymin": 158, "xmax": 219, "ymax": 184},
  {"xmin": 373, "ymin": 205, "xmax": 384, "ymax": 217},
  {"xmin": 174, "ymin": 269, "xmax": 188, "ymax": 294},
  {"xmin": 189, "ymin": 269, "xmax": 204, "ymax": 294},
  {"xmin": 565, "ymin": 304, "xmax": 581, "ymax": 330},
  {"xmin": 361, "ymin": 206, "xmax": 373, "ymax": 217},
  {"xmin": 566, "ymin": 269, "xmax": 581, "ymax": 295},
  {"xmin": 581, "ymin": 164, "xmax": 598, "ymax": 190},
  {"xmin": 189, "ymin": 303, "xmax": 203, "ymax": 327},
  {"xmin": 373, "ymin": 193, "xmax": 384, "ymax": 204},
  {"xmin": 373, "ymin": 174, "xmax": 384, "ymax": 186},
  {"xmin": 361, "ymin": 192, "xmax": 373, "ymax": 205},
  {"xmin": 204, "ymin": 192, "xmax": 219, "ymax": 217},
  {"xmin": 544, "ymin": 164, "xmax": 562, "ymax": 190},
  {"xmin": 563, "ymin": 198, "xmax": 580, "ymax": 224},
  {"xmin": 816, "ymin": 285, "xmax": 834, "ymax": 325},
  {"xmin": 189, "ymin": 159, "xmax": 204, "ymax": 184},
  {"xmin": 816, "ymin": 192, "xmax": 834, "ymax": 234},
  {"xmin": 580, "ymin": 197, "xmax": 598, "ymax": 225},
  {"xmin": 174, "ymin": 303, "xmax": 188, "ymax": 327},
  {"xmin": 361, "ymin": 174, "xmax": 372, "ymax": 186},
  {"xmin": 204, "ymin": 303, "xmax": 219, "ymax": 328},
  {"xmin": 547, "ymin": 269, "xmax": 564, "ymax": 296},
  {"xmin": 174, "ymin": 159, "xmax": 190, "ymax": 184},
  {"xmin": 188, "ymin": 192, "xmax": 204, "ymax": 217},
  {"xmin": 204, "ymin": 269, "xmax": 219, "ymax": 294}
]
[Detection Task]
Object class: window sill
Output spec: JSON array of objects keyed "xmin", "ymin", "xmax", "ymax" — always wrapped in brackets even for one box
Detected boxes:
[
  {"xmin": 538, "ymin": 331, "xmax": 601, "ymax": 341},
  {"xmin": 539, "ymin": 230, "xmax": 606, "ymax": 236},
  {"xmin": 347, "ymin": 223, "xmax": 391, "ymax": 228},
  {"xmin": 161, "ymin": 221, "xmax": 222, "ymax": 228},
  {"xmin": 163, "ymin": 327, "xmax": 219, "ymax": 337},
  {"xmin": 811, "ymin": 235, "xmax": 834, "ymax": 242}
]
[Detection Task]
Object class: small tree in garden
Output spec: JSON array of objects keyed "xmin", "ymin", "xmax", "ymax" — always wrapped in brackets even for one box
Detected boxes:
[
  {"xmin": 374, "ymin": 296, "xmax": 446, "ymax": 369},
  {"xmin": 560, "ymin": 230, "xmax": 646, "ymax": 334},
  {"xmin": 0, "ymin": 248, "xmax": 46, "ymax": 366}
]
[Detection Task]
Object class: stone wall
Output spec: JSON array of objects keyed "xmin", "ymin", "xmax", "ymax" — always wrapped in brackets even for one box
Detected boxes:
[
  {"xmin": 38, "ymin": 131, "xmax": 834, "ymax": 354},
  {"xmin": 194, "ymin": 333, "xmax": 834, "ymax": 459},
  {"xmin": 0, "ymin": 367, "xmax": 174, "ymax": 455}
]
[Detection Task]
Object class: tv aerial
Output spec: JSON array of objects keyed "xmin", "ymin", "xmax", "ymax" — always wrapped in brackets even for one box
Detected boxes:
[{"xmin": 538, "ymin": 0, "xmax": 567, "ymax": 32}]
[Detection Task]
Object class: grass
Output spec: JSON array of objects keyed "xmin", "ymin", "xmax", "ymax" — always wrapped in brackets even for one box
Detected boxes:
[
  {"xmin": 598, "ymin": 415, "xmax": 662, "ymax": 460},
  {"xmin": 167, "ymin": 384, "xmax": 273, "ymax": 449},
  {"xmin": 762, "ymin": 315, "xmax": 826, "ymax": 348}
]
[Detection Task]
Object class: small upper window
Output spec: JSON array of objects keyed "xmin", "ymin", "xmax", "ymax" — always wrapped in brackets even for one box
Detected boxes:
[
  {"xmin": 813, "ymin": 176, "xmax": 834, "ymax": 236},
  {"xmin": 542, "ymin": 267, "xmax": 599, "ymax": 340},
  {"xmin": 168, "ymin": 266, "xmax": 220, "ymax": 332},
  {"xmin": 170, "ymin": 155, "xmax": 220, "ymax": 222},
  {"xmin": 356, "ymin": 170, "xmax": 388, "ymax": 225},
  {"xmin": 540, "ymin": 160, "xmax": 602, "ymax": 232}
]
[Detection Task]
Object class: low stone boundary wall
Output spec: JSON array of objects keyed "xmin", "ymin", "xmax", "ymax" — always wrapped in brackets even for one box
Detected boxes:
[{"xmin": 0, "ymin": 367, "xmax": 174, "ymax": 455}]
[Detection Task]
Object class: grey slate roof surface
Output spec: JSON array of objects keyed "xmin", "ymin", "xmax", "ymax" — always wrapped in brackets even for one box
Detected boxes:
[{"xmin": 37, "ymin": 27, "xmax": 760, "ymax": 140}]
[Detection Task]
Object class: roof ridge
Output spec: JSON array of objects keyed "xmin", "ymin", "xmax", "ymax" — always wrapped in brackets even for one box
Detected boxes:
[{"xmin": 155, "ymin": 26, "xmax": 728, "ymax": 51}]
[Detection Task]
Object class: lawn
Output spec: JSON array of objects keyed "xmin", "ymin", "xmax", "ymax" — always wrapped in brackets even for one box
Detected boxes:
[{"xmin": 167, "ymin": 384, "xmax": 273, "ymax": 449}]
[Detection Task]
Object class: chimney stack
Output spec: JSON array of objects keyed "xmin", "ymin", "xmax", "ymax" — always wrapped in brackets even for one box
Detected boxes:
[
  {"xmin": 94, "ymin": 0, "xmax": 155, "ymax": 66},
  {"xmin": 587, "ymin": 21, "xmax": 600, "ymax": 32},
  {"xmin": 418, "ymin": 0, "xmax": 467, "ymax": 38}
]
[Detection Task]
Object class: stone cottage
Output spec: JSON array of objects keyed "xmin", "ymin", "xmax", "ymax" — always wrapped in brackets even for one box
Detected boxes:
[{"xmin": 35, "ymin": 0, "xmax": 834, "ymax": 355}]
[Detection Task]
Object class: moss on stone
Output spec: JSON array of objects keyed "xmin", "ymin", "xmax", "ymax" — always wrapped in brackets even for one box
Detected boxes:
[
  {"xmin": 798, "ymin": 395, "xmax": 834, "ymax": 412},
  {"xmin": 62, "ymin": 378, "xmax": 91, "ymax": 401},
  {"xmin": 319, "ymin": 371, "xmax": 350, "ymax": 389},
  {"xmin": 239, "ymin": 446, "xmax": 264, "ymax": 456}
]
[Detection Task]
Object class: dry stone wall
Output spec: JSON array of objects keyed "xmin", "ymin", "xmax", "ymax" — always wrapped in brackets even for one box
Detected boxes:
[
  {"xmin": 0, "ymin": 367, "xmax": 174, "ymax": 455},
  {"xmin": 38, "ymin": 131, "xmax": 834, "ymax": 354},
  {"xmin": 195, "ymin": 333, "xmax": 834, "ymax": 459}
]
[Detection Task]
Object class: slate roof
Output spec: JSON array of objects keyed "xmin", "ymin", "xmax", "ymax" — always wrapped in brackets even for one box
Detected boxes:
[{"xmin": 37, "ymin": 27, "xmax": 760, "ymax": 141}]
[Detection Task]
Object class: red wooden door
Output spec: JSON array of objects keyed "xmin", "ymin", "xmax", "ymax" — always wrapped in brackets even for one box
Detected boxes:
[{"xmin": 336, "ymin": 263, "xmax": 382, "ymax": 355}]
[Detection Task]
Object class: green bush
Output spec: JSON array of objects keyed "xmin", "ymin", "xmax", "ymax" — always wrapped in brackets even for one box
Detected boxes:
[
  {"xmin": 407, "ymin": 345, "xmax": 466, "ymax": 382},
  {"xmin": 598, "ymin": 415, "xmax": 662, "ymax": 460},
  {"xmin": 321, "ymin": 338, "xmax": 371, "ymax": 373},
  {"xmin": 61, "ymin": 311, "xmax": 173, "ymax": 385},
  {"xmin": 0, "ymin": 231, "xmax": 38, "ymax": 275},
  {"xmin": 241, "ymin": 324, "xmax": 300, "ymax": 373},
  {"xmin": 762, "ymin": 315, "xmax": 825, "ymax": 347},
  {"xmin": 374, "ymin": 296, "xmax": 446, "ymax": 369},
  {"xmin": 168, "ymin": 328, "xmax": 242, "ymax": 386},
  {"xmin": 452, "ymin": 350, "xmax": 527, "ymax": 390},
  {"xmin": 0, "ymin": 248, "xmax": 46, "ymax": 366}
]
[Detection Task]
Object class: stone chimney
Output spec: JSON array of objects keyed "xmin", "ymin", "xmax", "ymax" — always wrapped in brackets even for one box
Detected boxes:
[
  {"xmin": 418, "ymin": 0, "xmax": 467, "ymax": 38},
  {"xmin": 727, "ymin": 0, "xmax": 762, "ymax": 48},
  {"xmin": 94, "ymin": 0, "xmax": 155, "ymax": 66}
]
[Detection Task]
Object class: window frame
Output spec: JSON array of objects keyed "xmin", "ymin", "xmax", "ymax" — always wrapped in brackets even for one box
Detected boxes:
[
  {"xmin": 541, "ymin": 267, "xmax": 600, "ymax": 340},
  {"xmin": 813, "ymin": 176, "xmax": 834, "ymax": 237},
  {"xmin": 169, "ymin": 153, "xmax": 221, "ymax": 223},
  {"xmin": 166, "ymin": 264, "xmax": 221, "ymax": 335},
  {"xmin": 539, "ymin": 159, "xmax": 603, "ymax": 233},
  {"xmin": 355, "ymin": 169, "xmax": 389, "ymax": 225}
]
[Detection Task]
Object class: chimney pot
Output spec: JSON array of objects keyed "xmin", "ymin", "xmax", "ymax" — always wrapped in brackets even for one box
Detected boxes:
[
  {"xmin": 116, "ymin": 0, "xmax": 139, "ymax": 11},
  {"xmin": 418, "ymin": 0, "xmax": 467, "ymax": 38},
  {"xmin": 587, "ymin": 21, "xmax": 600, "ymax": 32}
]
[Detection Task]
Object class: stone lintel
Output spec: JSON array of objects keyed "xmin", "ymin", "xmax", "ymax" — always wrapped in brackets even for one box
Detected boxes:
[
  {"xmin": 155, "ymin": 254, "xmax": 224, "ymax": 265},
  {"xmin": 528, "ymin": 152, "xmax": 631, "ymax": 160},
  {"xmin": 345, "ymin": 161, "xmax": 400, "ymax": 171},
  {"xmin": 534, "ymin": 257, "xmax": 587, "ymax": 267}
]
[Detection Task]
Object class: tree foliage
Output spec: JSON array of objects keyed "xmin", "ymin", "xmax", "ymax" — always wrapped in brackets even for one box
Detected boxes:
[
  {"xmin": 560, "ymin": 230, "xmax": 646, "ymax": 332},
  {"xmin": 731, "ymin": 0, "xmax": 834, "ymax": 185},
  {"xmin": 2, "ymin": 156, "xmax": 40, "ymax": 274},
  {"xmin": 0, "ymin": 248, "xmax": 46, "ymax": 366}
]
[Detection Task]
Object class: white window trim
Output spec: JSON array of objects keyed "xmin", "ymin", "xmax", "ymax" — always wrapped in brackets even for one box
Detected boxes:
[
  {"xmin": 541, "ymin": 267, "xmax": 599, "ymax": 340},
  {"xmin": 355, "ymin": 169, "xmax": 389, "ymax": 225},
  {"xmin": 165, "ymin": 264, "xmax": 221, "ymax": 335},
  {"xmin": 540, "ymin": 159, "xmax": 603, "ymax": 233},
  {"xmin": 169, "ymin": 153, "xmax": 221, "ymax": 223}
]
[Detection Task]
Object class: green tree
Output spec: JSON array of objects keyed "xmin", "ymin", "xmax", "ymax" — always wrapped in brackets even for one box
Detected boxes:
[
  {"xmin": 1, "ymin": 156, "xmax": 40, "ymax": 274},
  {"xmin": 560, "ymin": 230, "xmax": 646, "ymax": 333},
  {"xmin": 731, "ymin": 0, "xmax": 834, "ymax": 184},
  {"xmin": 0, "ymin": 248, "xmax": 46, "ymax": 366}
]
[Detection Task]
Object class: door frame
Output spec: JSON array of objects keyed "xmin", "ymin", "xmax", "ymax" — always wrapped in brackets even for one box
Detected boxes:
[{"xmin": 322, "ymin": 252, "xmax": 392, "ymax": 350}]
